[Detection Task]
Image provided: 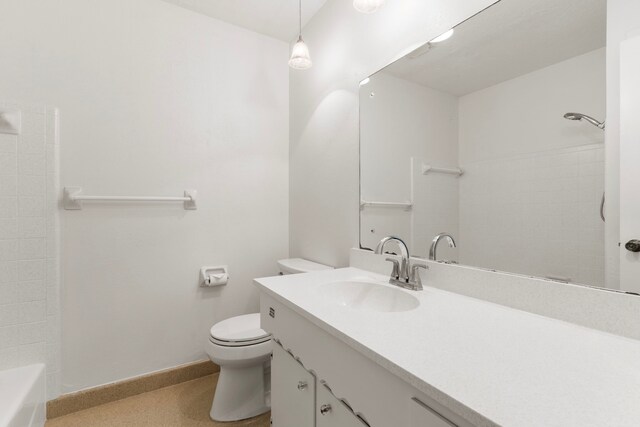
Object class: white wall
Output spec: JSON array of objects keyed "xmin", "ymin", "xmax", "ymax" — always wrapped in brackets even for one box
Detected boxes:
[
  {"xmin": 620, "ymin": 33, "xmax": 640, "ymax": 293},
  {"xmin": 290, "ymin": 0, "xmax": 496, "ymax": 267},
  {"xmin": 0, "ymin": 0, "xmax": 289, "ymax": 394},
  {"xmin": 459, "ymin": 49, "xmax": 606, "ymax": 164},
  {"xmin": 359, "ymin": 72, "xmax": 459, "ymax": 258},
  {"xmin": 607, "ymin": 0, "xmax": 640, "ymax": 290},
  {"xmin": 0, "ymin": 104, "xmax": 60, "ymax": 400},
  {"xmin": 458, "ymin": 49, "xmax": 606, "ymax": 286}
]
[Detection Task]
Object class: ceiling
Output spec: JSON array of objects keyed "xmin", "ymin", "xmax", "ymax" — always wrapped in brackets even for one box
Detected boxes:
[
  {"xmin": 383, "ymin": 0, "xmax": 607, "ymax": 96},
  {"xmin": 160, "ymin": 0, "xmax": 328, "ymax": 41}
]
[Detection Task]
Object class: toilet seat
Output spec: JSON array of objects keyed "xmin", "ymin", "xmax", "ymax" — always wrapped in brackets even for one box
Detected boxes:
[
  {"xmin": 210, "ymin": 335, "xmax": 270, "ymax": 347},
  {"xmin": 209, "ymin": 313, "xmax": 270, "ymax": 347},
  {"xmin": 206, "ymin": 337, "xmax": 272, "ymax": 366}
]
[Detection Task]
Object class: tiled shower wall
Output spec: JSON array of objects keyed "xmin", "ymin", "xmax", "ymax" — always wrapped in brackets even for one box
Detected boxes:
[
  {"xmin": 459, "ymin": 144, "xmax": 605, "ymax": 287},
  {"xmin": 0, "ymin": 103, "xmax": 60, "ymax": 399}
]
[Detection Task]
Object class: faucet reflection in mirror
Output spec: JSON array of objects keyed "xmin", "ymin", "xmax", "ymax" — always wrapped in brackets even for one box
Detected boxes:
[{"xmin": 429, "ymin": 233, "xmax": 457, "ymax": 262}]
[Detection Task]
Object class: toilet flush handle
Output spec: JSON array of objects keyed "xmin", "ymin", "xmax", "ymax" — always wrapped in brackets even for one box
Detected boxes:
[{"xmin": 297, "ymin": 381, "xmax": 308, "ymax": 390}]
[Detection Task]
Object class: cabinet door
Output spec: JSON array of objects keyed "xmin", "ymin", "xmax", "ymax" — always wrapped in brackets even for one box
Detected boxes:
[
  {"xmin": 316, "ymin": 383, "xmax": 368, "ymax": 427},
  {"xmin": 409, "ymin": 397, "xmax": 458, "ymax": 427},
  {"xmin": 271, "ymin": 343, "xmax": 315, "ymax": 427}
]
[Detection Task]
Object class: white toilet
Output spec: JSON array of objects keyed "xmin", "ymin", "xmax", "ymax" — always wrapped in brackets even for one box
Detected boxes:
[{"xmin": 205, "ymin": 258, "xmax": 333, "ymax": 422}]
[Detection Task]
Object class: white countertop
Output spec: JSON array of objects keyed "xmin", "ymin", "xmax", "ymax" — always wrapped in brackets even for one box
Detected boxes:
[{"xmin": 255, "ymin": 267, "xmax": 640, "ymax": 427}]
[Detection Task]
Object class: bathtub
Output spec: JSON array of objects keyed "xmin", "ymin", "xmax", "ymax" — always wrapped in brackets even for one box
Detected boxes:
[{"xmin": 0, "ymin": 364, "xmax": 45, "ymax": 427}]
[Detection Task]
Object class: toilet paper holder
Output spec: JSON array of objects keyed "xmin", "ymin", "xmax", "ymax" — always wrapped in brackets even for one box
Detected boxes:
[{"xmin": 200, "ymin": 266, "xmax": 229, "ymax": 287}]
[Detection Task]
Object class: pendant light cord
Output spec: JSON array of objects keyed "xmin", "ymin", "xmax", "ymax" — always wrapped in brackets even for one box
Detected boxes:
[{"xmin": 298, "ymin": 0, "xmax": 302, "ymax": 37}]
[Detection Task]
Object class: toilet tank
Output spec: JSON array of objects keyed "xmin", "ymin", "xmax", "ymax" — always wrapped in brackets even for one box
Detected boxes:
[{"xmin": 277, "ymin": 258, "xmax": 333, "ymax": 275}]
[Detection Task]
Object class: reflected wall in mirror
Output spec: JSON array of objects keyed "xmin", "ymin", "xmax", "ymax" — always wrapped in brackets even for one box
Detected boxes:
[{"xmin": 360, "ymin": 0, "xmax": 609, "ymax": 288}]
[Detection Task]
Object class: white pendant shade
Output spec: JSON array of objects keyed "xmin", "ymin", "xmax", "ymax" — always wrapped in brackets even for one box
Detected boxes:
[
  {"xmin": 353, "ymin": 0, "xmax": 385, "ymax": 14},
  {"xmin": 289, "ymin": 36, "xmax": 312, "ymax": 70}
]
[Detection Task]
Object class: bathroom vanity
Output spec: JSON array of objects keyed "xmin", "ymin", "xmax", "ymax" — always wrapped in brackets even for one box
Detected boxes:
[
  {"xmin": 255, "ymin": 265, "xmax": 640, "ymax": 427},
  {"xmin": 255, "ymin": 1, "xmax": 640, "ymax": 425}
]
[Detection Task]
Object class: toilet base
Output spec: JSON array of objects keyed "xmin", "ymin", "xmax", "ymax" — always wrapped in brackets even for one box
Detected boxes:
[{"xmin": 210, "ymin": 364, "xmax": 270, "ymax": 422}]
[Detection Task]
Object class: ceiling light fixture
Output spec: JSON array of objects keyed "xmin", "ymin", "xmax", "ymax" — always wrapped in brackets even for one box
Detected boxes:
[
  {"xmin": 289, "ymin": 0, "xmax": 312, "ymax": 70},
  {"xmin": 353, "ymin": 0, "xmax": 385, "ymax": 14},
  {"xmin": 430, "ymin": 28, "xmax": 454, "ymax": 43}
]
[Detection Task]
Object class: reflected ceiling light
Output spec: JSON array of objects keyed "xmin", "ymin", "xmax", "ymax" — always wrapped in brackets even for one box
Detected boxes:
[
  {"xmin": 353, "ymin": 0, "xmax": 385, "ymax": 14},
  {"xmin": 359, "ymin": 77, "xmax": 371, "ymax": 86},
  {"xmin": 430, "ymin": 28, "xmax": 454, "ymax": 43},
  {"xmin": 289, "ymin": 0, "xmax": 312, "ymax": 70}
]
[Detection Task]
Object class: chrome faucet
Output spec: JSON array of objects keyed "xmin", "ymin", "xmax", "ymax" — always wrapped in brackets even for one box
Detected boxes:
[
  {"xmin": 375, "ymin": 236, "xmax": 409, "ymax": 280},
  {"xmin": 429, "ymin": 233, "xmax": 457, "ymax": 261},
  {"xmin": 375, "ymin": 236, "xmax": 427, "ymax": 291}
]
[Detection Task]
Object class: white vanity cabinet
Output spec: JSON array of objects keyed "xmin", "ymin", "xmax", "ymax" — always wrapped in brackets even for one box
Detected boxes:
[
  {"xmin": 272, "ymin": 340, "xmax": 369, "ymax": 427},
  {"xmin": 271, "ymin": 343, "xmax": 316, "ymax": 427},
  {"xmin": 261, "ymin": 294, "xmax": 471, "ymax": 427}
]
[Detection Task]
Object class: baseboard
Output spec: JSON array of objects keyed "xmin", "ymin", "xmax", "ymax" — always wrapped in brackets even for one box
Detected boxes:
[{"xmin": 47, "ymin": 360, "xmax": 219, "ymax": 419}]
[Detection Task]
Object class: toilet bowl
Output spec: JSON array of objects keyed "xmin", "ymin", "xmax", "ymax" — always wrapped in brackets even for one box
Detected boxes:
[
  {"xmin": 206, "ymin": 313, "xmax": 272, "ymax": 422},
  {"xmin": 205, "ymin": 258, "xmax": 332, "ymax": 422}
]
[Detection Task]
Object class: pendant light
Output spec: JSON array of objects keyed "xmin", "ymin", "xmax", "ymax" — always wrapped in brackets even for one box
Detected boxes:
[
  {"xmin": 353, "ymin": 0, "xmax": 385, "ymax": 14},
  {"xmin": 289, "ymin": 0, "xmax": 312, "ymax": 70}
]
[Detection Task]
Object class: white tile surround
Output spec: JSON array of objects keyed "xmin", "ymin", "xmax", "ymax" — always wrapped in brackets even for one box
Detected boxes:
[
  {"xmin": 350, "ymin": 248, "xmax": 640, "ymax": 341},
  {"xmin": 0, "ymin": 102, "xmax": 60, "ymax": 400},
  {"xmin": 459, "ymin": 143, "xmax": 605, "ymax": 287}
]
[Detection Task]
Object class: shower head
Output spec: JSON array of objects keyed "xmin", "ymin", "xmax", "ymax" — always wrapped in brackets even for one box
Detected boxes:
[{"xmin": 564, "ymin": 112, "xmax": 605, "ymax": 130}]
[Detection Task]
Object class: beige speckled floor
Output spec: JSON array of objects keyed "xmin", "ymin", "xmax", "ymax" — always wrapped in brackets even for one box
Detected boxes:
[{"xmin": 46, "ymin": 374, "xmax": 271, "ymax": 427}]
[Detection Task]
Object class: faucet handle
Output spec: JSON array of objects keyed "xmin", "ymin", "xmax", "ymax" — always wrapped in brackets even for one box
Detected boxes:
[
  {"xmin": 410, "ymin": 264, "xmax": 428, "ymax": 287},
  {"xmin": 385, "ymin": 258, "xmax": 400, "ymax": 279}
]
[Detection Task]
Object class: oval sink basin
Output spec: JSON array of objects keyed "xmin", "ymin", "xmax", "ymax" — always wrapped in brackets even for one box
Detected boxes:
[{"xmin": 320, "ymin": 280, "xmax": 419, "ymax": 313}]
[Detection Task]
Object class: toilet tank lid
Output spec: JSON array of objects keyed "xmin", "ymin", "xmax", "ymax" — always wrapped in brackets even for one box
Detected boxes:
[{"xmin": 277, "ymin": 258, "xmax": 333, "ymax": 274}]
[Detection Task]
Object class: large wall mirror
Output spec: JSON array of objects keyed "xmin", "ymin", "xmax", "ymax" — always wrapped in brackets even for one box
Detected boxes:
[{"xmin": 360, "ymin": 0, "xmax": 611, "ymax": 289}]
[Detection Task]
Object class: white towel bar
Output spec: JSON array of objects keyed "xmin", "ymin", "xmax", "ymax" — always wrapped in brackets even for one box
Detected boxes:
[
  {"xmin": 422, "ymin": 164, "xmax": 464, "ymax": 176},
  {"xmin": 63, "ymin": 187, "xmax": 197, "ymax": 210}
]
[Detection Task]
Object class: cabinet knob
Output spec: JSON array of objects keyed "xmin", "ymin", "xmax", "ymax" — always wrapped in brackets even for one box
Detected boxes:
[
  {"xmin": 297, "ymin": 381, "xmax": 307, "ymax": 391},
  {"xmin": 625, "ymin": 240, "xmax": 640, "ymax": 252},
  {"xmin": 320, "ymin": 404, "xmax": 332, "ymax": 415}
]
